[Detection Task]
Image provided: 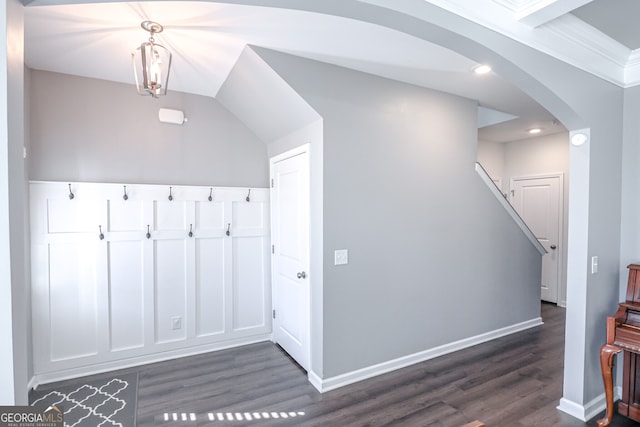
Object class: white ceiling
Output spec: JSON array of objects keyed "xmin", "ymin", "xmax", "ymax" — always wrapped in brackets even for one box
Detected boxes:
[{"xmin": 22, "ymin": 0, "xmax": 640, "ymax": 143}]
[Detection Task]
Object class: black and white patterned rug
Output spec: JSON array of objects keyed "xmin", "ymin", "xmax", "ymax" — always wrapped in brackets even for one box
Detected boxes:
[{"xmin": 30, "ymin": 372, "xmax": 138, "ymax": 427}]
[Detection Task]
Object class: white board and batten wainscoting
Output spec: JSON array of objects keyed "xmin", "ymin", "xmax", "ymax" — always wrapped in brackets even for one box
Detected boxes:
[{"xmin": 30, "ymin": 181, "xmax": 270, "ymax": 385}]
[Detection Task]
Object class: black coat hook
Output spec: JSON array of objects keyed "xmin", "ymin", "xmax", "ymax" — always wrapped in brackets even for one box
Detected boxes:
[
  {"xmin": 146, "ymin": 225, "xmax": 151, "ymax": 239},
  {"xmin": 208, "ymin": 188, "xmax": 213, "ymax": 202},
  {"xmin": 168, "ymin": 186, "xmax": 173, "ymax": 201},
  {"xmin": 226, "ymin": 223, "xmax": 231, "ymax": 236},
  {"xmin": 123, "ymin": 185, "xmax": 128, "ymax": 201},
  {"xmin": 68, "ymin": 184, "xmax": 74, "ymax": 200},
  {"xmin": 246, "ymin": 189, "xmax": 251, "ymax": 202},
  {"xmin": 188, "ymin": 224, "xmax": 193, "ymax": 238},
  {"xmin": 98, "ymin": 225, "xmax": 104, "ymax": 240}
]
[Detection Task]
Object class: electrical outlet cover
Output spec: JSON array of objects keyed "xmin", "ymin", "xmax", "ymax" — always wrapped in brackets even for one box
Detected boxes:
[
  {"xmin": 334, "ymin": 249, "xmax": 348, "ymax": 265},
  {"xmin": 172, "ymin": 316, "xmax": 182, "ymax": 330}
]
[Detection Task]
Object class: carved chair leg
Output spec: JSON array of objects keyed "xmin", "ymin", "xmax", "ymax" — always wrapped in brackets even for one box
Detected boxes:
[{"xmin": 597, "ymin": 344, "xmax": 623, "ymax": 427}]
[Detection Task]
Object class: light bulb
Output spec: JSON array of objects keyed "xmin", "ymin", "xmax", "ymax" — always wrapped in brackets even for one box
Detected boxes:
[
  {"xmin": 473, "ymin": 64, "xmax": 492, "ymax": 75},
  {"xmin": 149, "ymin": 49, "xmax": 162, "ymax": 89}
]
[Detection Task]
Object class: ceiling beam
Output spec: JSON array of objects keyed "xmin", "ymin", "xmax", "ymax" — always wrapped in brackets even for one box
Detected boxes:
[{"xmin": 515, "ymin": 0, "xmax": 594, "ymax": 27}]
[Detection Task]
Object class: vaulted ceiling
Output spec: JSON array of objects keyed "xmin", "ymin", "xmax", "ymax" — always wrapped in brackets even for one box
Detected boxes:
[{"xmin": 22, "ymin": 0, "xmax": 639, "ymax": 142}]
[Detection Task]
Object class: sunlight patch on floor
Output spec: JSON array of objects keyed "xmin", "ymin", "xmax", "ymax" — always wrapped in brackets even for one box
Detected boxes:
[{"xmin": 162, "ymin": 411, "xmax": 306, "ymax": 422}]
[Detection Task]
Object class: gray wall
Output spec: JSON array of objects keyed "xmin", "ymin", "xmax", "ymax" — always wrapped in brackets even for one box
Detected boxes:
[
  {"xmin": 216, "ymin": 45, "xmax": 327, "ymax": 376},
  {"xmin": 477, "ymin": 140, "xmax": 505, "ymax": 191},
  {"xmin": 256, "ymin": 49, "xmax": 542, "ymax": 378},
  {"xmin": 15, "ymin": 0, "xmax": 627, "ymax": 407},
  {"xmin": 28, "ymin": 70, "xmax": 268, "ymax": 187},
  {"xmin": 267, "ymin": 121, "xmax": 325, "ymax": 376},
  {"xmin": 205, "ymin": 3, "xmax": 620, "ymax": 402},
  {"xmin": 621, "ymin": 86, "xmax": 640, "ymax": 303},
  {"xmin": 504, "ymin": 133, "xmax": 569, "ymax": 306},
  {"xmin": 331, "ymin": 0, "xmax": 622, "ymax": 406},
  {"xmin": 216, "ymin": 45, "xmax": 320, "ymax": 144},
  {"xmin": 478, "ymin": 133, "xmax": 570, "ymax": 306}
]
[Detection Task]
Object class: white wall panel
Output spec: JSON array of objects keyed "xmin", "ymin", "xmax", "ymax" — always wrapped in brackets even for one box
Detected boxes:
[
  {"xmin": 108, "ymin": 241, "xmax": 145, "ymax": 351},
  {"xmin": 48, "ymin": 242, "xmax": 99, "ymax": 361},
  {"xmin": 233, "ymin": 237, "xmax": 265, "ymax": 330},
  {"xmin": 195, "ymin": 238, "xmax": 225, "ymax": 336},
  {"xmin": 196, "ymin": 201, "xmax": 224, "ymax": 230},
  {"xmin": 47, "ymin": 199, "xmax": 102, "ymax": 233},
  {"xmin": 30, "ymin": 181, "xmax": 270, "ymax": 383},
  {"xmin": 109, "ymin": 200, "xmax": 143, "ymax": 232},
  {"xmin": 155, "ymin": 239, "xmax": 187, "ymax": 343},
  {"xmin": 233, "ymin": 201, "xmax": 264, "ymax": 229},
  {"xmin": 155, "ymin": 200, "xmax": 187, "ymax": 231}
]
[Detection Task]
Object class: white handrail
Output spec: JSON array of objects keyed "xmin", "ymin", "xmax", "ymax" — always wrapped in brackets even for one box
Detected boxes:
[{"xmin": 475, "ymin": 162, "xmax": 546, "ymax": 256}]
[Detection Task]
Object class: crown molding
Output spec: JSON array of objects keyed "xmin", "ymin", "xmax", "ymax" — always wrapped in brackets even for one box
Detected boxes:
[
  {"xmin": 514, "ymin": 0, "xmax": 595, "ymax": 27},
  {"xmin": 426, "ymin": 0, "xmax": 632, "ymax": 87},
  {"xmin": 624, "ymin": 50, "xmax": 640, "ymax": 87},
  {"xmin": 541, "ymin": 13, "xmax": 628, "ymax": 84},
  {"xmin": 492, "ymin": 0, "xmax": 537, "ymax": 11}
]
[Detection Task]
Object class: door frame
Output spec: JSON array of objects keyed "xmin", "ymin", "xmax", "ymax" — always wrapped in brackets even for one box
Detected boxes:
[
  {"xmin": 510, "ymin": 172, "xmax": 565, "ymax": 305},
  {"xmin": 269, "ymin": 143, "xmax": 311, "ymax": 369}
]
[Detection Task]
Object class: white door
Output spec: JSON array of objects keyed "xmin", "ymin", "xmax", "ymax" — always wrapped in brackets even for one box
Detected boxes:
[
  {"xmin": 270, "ymin": 145, "xmax": 310, "ymax": 371},
  {"xmin": 511, "ymin": 175, "xmax": 563, "ymax": 303}
]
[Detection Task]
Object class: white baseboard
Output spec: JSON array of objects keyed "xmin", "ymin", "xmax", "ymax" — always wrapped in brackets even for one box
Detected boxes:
[
  {"xmin": 308, "ymin": 371, "xmax": 323, "ymax": 393},
  {"xmin": 27, "ymin": 376, "xmax": 38, "ymax": 391},
  {"xmin": 312, "ymin": 317, "xmax": 543, "ymax": 393},
  {"xmin": 30, "ymin": 334, "xmax": 271, "ymax": 388},
  {"xmin": 557, "ymin": 397, "xmax": 588, "ymax": 421},
  {"xmin": 557, "ymin": 386, "xmax": 622, "ymax": 421}
]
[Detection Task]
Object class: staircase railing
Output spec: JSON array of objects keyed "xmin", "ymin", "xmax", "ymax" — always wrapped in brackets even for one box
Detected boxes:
[{"xmin": 475, "ymin": 162, "xmax": 546, "ymax": 256}]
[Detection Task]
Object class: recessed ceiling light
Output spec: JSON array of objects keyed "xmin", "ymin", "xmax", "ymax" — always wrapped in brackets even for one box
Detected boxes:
[
  {"xmin": 473, "ymin": 64, "xmax": 492, "ymax": 75},
  {"xmin": 571, "ymin": 132, "xmax": 588, "ymax": 146},
  {"xmin": 529, "ymin": 128, "xmax": 542, "ymax": 134}
]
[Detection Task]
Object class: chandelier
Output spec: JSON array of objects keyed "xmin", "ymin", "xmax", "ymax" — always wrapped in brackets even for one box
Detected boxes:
[{"xmin": 132, "ymin": 21, "xmax": 172, "ymax": 98}]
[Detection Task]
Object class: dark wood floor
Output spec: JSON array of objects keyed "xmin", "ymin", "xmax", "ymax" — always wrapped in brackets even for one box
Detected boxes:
[{"xmin": 35, "ymin": 303, "xmax": 640, "ymax": 426}]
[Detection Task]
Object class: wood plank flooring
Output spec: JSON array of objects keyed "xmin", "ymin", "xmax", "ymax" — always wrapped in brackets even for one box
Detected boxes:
[{"xmin": 36, "ymin": 303, "xmax": 640, "ymax": 426}]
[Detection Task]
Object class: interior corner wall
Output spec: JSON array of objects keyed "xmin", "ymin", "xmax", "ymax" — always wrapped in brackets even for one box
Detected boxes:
[
  {"xmin": 503, "ymin": 132, "xmax": 569, "ymax": 182},
  {"xmin": 581, "ymin": 107, "xmax": 623, "ymax": 403},
  {"xmin": 28, "ymin": 70, "xmax": 268, "ymax": 187},
  {"xmin": 621, "ymin": 85, "xmax": 640, "ymax": 300},
  {"xmin": 475, "ymin": 33, "xmax": 623, "ymax": 414},
  {"xmin": 216, "ymin": 45, "xmax": 320, "ymax": 145},
  {"xmin": 387, "ymin": 9, "xmax": 624, "ymax": 403},
  {"xmin": 23, "ymin": 63, "xmax": 33, "ymax": 386},
  {"xmin": 617, "ymin": 87, "xmax": 640, "ymax": 401},
  {"xmin": 219, "ymin": 0, "xmax": 623, "ymax": 407},
  {"xmin": 504, "ymin": 132, "xmax": 570, "ymax": 306},
  {"xmin": 0, "ymin": 0, "xmax": 28, "ymax": 405},
  {"xmin": 431, "ymin": 9, "xmax": 623, "ymax": 405},
  {"xmin": 256, "ymin": 49, "xmax": 542, "ymax": 379},
  {"xmin": 267, "ymin": 120, "xmax": 324, "ymax": 377},
  {"xmin": 479, "ymin": 133, "xmax": 570, "ymax": 306},
  {"xmin": 267, "ymin": 120, "xmax": 320, "ymax": 158},
  {"xmin": 217, "ymin": 45, "xmax": 325, "ymax": 376}
]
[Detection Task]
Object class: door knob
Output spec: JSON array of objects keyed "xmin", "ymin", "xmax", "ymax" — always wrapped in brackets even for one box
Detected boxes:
[
  {"xmin": 297, "ymin": 271, "xmax": 306, "ymax": 279},
  {"xmin": 550, "ymin": 245, "xmax": 557, "ymax": 250}
]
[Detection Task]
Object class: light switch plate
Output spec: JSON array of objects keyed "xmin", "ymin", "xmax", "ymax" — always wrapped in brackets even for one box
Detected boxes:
[
  {"xmin": 591, "ymin": 256, "xmax": 598, "ymax": 274},
  {"xmin": 335, "ymin": 249, "xmax": 348, "ymax": 265}
]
